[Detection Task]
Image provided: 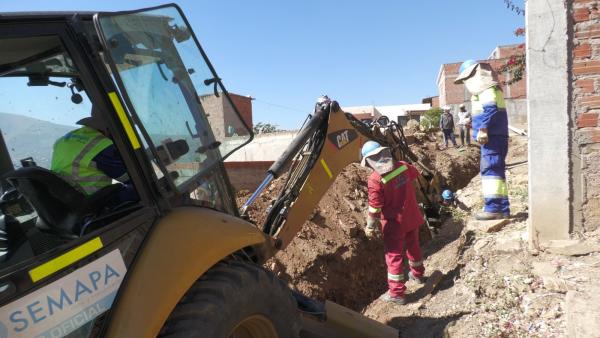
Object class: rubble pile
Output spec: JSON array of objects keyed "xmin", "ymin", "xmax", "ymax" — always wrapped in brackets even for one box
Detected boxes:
[{"xmin": 362, "ymin": 135, "xmax": 600, "ymax": 337}]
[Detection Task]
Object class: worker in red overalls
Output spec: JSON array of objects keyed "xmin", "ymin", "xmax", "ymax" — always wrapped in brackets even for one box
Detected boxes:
[{"xmin": 361, "ymin": 141, "xmax": 426, "ymax": 305}]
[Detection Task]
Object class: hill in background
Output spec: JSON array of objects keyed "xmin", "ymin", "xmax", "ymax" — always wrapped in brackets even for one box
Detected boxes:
[{"xmin": 0, "ymin": 112, "xmax": 73, "ymax": 169}]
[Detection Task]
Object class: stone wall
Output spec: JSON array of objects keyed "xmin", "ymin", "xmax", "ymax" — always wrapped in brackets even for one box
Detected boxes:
[{"xmin": 570, "ymin": 0, "xmax": 600, "ymax": 232}]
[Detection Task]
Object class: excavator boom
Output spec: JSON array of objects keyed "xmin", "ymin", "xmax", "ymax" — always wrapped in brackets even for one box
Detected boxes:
[{"xmin": 243, "ymin": 98, "xmax": 443, "ymax": 254}]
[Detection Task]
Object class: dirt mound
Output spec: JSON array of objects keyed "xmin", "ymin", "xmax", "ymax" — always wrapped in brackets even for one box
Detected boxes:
[
  {"xmin": 237, "ymin": 131, "xmax": 480, "ymax": 312},
  {"xmin": 239, "ymin": 164, "xmax": 388, "ymax": 310},
  {"xmin": 410, "ymin": 131, "xmax": 480, "ymax": 191}
]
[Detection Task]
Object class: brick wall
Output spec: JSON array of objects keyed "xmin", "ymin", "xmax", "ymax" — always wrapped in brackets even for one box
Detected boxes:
[
  {"xmin": 438, "ymin": 46, "xmax": 528, "ymax": 107},
  {"xmin": 571, "ymin": 0, "xmax": 600, "ymax": 231},
  {"xmin": 201, "ymin": 93, "xmax": 253, "ymax": 138},
  {"xmin": 229, "ymin": 94, "xmax": 253, "ymax": 129},
  {"xmin": 225, "ymin": 161, "xmax": 272, "ymax": 191}
]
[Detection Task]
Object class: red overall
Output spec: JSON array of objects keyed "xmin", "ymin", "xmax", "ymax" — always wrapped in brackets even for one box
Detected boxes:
[{"xmin": 368, "ymin": 161, "xmax": 425, "ymax": 297}]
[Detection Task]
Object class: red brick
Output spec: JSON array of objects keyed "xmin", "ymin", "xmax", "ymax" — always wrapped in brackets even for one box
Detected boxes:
[
  {"xmin": 573, "ymin": 61, "xmax": 600, "ymax": 75},
  {"xmin": 577, "ymin": 128, "xmax": 600, "ymax": 144},
  {"xmin": 575, "ymin": 24, "xmax": 600, "ymax": 39},
  {"xmin": 577, "ymin": 113, "xmax": 599, "ymax": 128},
  {"xmin": 581, "ymin": 96, "xmax": 600, "ymax": 109},
  {"xmin": 574, "ymin": 43, "xmax": 593, "ymax": 59},
  {"xmin": 577, "ymin": 79, "xmax": 596, "ymax": 93},
  {"xmin": 574, "ymin": 8, "xmax": 591, "ymax": 22}
]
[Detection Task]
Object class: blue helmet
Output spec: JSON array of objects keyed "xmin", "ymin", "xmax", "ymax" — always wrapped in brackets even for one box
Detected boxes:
[
  {"xmin": 361, "ymin": 141, "xmax": 386, "ymax": 167},
  {"xmin": 442, "ymin": 189, "xmax": 454, "ymax": 201},
  {"xmin": 455, "ymin": 59, "xmax": 479, "ymax": 84},
  {"xmin": 361, "ymin": 141, "xmax": 382, "ymax": 158},
  {"xmin": 459, "ymin": 59, "xmax": 478, "ymax": 75}
]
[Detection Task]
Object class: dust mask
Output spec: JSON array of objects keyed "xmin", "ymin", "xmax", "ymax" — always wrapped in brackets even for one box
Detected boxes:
[
  {"xmin": 366, "ymin": 148, "xmax": 395, "ymax": 175},
  {"xmin": 463, "ymin": 63, "xmax": 498, "ymax": 95}
]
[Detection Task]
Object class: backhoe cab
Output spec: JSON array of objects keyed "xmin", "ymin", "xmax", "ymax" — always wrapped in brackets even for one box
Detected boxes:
[{"xmin": 0, "ymin": 4, "xmax": 397, "ymax": 338}]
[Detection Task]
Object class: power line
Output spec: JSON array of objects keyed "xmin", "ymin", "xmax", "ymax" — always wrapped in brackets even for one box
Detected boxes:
[{"xmin": 252, "ymin": 97, "xmax": 307, "ymax": 113}]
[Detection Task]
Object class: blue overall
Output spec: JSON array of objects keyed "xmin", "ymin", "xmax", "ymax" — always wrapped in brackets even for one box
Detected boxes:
[{"xmin": 471, "ymin": 86, "xmax": 510, "ymax": 215}]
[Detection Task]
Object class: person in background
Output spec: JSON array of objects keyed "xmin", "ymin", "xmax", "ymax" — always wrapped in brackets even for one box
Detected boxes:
[
  {"xmin": 439, "ymin": 106, "xmax": 458, "ymax": 149},
  {"xmin": 361, "ymin": 141, "xmax": 426, "ymax": 305},
  {"xmin": 457, "ymin": 103, "xmax": 472, "ymax": 147},
  {"xmin": 454, "ymin": 60, "xmax": 510, "ymax": 220}
]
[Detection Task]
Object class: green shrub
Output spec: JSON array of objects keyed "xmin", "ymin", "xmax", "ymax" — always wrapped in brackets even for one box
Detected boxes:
[{"xmin": 420, "ymin": 107, "xmax": 443, "ymax": 130}]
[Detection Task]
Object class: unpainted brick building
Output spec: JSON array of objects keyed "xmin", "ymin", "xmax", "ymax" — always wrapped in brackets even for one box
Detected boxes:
[
  {"xmin": 570, "ymin": 0, "xmax": 600, "ymax": 232},
  {"xmin": 437, "ymin": 45, "xmax": 528, "ymax": 126},
  {"xmin": 200, "ymin": 93, "xmax": 253, "ymax": 139}
]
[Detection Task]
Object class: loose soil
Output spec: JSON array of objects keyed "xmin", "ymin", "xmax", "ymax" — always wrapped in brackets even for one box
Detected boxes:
[
  {"xmin": 238, "ymin": 131, "xmax": 600, "ymax": 336},
  {"xmin": 237, "ymin": 130, "xmax": 480, "ymax": 311},
  {"xmin": 363, "ymin": 135, "xmax": 600, "ymax": 337}
]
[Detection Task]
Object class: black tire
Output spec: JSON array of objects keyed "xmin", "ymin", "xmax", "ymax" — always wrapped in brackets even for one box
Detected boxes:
[{"xmin": 159, "ymin": 260, "xmax": 301, "ymax": 338}]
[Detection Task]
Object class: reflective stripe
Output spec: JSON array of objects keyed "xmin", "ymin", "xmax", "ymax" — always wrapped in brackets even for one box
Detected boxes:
[
  {"xmin": 409, "ymin": 260, "xmax": 423, "ymax": 267},
  {"xmin": 109, "ymin": 92, "xmax": 141, "ymax": 150},
  {"xmin": 381, "ymin": 165, "xmax": 408, "ymax": 184},
  {"xmin": 71, "ymin": 135, "xmax": 105, "ymax": 179},
  {"xmin": 28, "ymin": 237, "xmax": 103, "ymax": 283},
  {"xmin": 320, "ymin": 159, "xmax": 333, "ymax": 179},
  {"xmin": 71, "ymin": 175, "xmax": 112, "ymax": 183},
  {"xmin": 482, "ymin": 176, "xmax": 508, "ymax": 198},
  {"xmin": 368, "ymin": 206, "xmax": 381, "ymax": 213},
  {"xmin": 52, "ymin": 127, "xmax": 113, "ymax": 195},
  {"xmin": 387, "ymin": 272, "xmax": 404, "ymax": 281},
  {"xmin": 81, "ymin": 186, "xmax": 100, "ymax": 194}
]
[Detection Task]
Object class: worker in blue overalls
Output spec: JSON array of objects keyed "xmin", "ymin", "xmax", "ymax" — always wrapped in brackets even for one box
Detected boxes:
[{"xmin": 454, "ymin": 60, "xmax": 510, "ymax": 220}]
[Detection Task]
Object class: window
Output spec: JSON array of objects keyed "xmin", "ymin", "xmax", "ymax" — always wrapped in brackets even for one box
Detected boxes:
[{"xmin": 0, "ymin": 35, "xmax": 137, "ymax": 273}]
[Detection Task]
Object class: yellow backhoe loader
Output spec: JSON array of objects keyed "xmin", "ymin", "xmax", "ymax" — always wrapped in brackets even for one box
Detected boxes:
[{"xmin": 0, "ymin": 4, "xmax": 442, "ymax": 337}]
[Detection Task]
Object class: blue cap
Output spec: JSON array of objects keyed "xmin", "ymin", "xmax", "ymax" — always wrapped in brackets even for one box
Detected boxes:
[
  {"xmin": 361, "ymin": 141, "xmax": 388, "ymax": 167},
  {"xmin": 361, "ymin": 141, "xmax": 382, "ymax": 158},
  {"xmin": 442, "ymin": 189, "xmax": 454, "ymax": 200},
  {"xmin": 454, "ymin": 59, "xmax": 479, "ymax": 84}
]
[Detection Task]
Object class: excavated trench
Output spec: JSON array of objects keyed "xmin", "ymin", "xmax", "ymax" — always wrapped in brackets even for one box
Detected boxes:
[{"xmin": 236, "ymin": 130, "xmax": 481, "ymax": 312}]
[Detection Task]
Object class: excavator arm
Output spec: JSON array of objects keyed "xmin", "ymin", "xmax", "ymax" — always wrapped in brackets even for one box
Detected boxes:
[{"xmin": 242, "ymin": 97, "xmax": 443, "ymax": 254}]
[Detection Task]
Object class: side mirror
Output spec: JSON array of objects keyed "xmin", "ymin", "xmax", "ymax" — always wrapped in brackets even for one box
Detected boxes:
[{"xmin": 156, "ymin": 139, "xmax": 190, "ymax": 165}]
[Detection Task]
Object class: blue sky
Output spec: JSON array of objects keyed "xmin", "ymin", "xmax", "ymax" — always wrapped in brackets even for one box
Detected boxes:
[{"xmin": 0, "ymin": 1, "xmax": 524, "ymax": 130}]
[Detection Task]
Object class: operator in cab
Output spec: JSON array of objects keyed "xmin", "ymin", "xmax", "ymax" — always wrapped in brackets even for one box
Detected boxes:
[{"xmin": 50, "ymin": 107, "xmax": 138, "ymax": 205}]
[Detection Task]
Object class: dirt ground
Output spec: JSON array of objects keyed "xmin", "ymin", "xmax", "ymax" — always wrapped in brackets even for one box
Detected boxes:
[
  {"xmin": 363, "ymin": 135, "xmax": 600, "ymax": 337},
  {"xmin": 237, "ymin": 130, "xmax": 481, "ymax": 311},
  {"xmin": 409, "ymin": 131, "xmax": 480, "ymax": 190},
  {"xmin": 238, "ymin": 130, "xmax": 600, "ymax": 336}
]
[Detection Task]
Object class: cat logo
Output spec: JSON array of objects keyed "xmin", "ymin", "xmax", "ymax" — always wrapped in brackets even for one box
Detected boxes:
[{"xmin": 328, "ymin": 129, "xmax": 358, "ymax": 150}]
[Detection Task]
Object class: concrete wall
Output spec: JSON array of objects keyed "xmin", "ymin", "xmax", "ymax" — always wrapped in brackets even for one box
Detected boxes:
[
  {"xmin": 223, "ymin": 131, "xmax": 298, "ymax": 191},
  {"xmin": 570, "ymin": 0, "xmax": 600, "ymax": 232},
  {"xmin": 225, "ymin": 131, "xmax": 297, "ymax": 162},
  {"xmin": 506, "ymin": 99, "xmax": 528, "ymax": 129},
  {"xmin": 526, "ymin": 0, "xmax": 571, "ymax": 243}
]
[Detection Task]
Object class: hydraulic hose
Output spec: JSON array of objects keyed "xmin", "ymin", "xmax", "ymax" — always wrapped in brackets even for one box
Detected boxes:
[{"xmin": 267, "ymin": 107, "xmax": 329, "ymax": 179}]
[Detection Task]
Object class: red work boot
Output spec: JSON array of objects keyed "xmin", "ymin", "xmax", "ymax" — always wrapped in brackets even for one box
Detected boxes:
[{"xmin": 380, "ymin": 292, "xmax": 407, "ymax": 305}]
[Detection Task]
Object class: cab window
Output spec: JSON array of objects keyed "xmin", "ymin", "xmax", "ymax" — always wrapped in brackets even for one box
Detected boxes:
[{"xmin": 0, "ymin": 35, "xmax": 138, "ymax": 271}]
